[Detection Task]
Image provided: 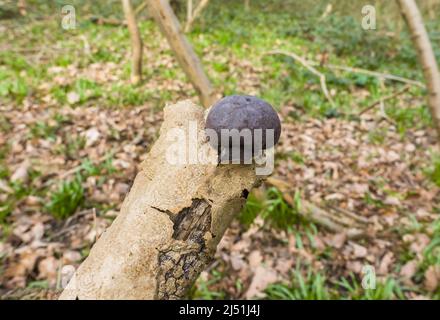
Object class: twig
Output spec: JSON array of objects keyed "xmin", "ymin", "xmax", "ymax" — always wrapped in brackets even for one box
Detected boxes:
[
  {"xmin": 87, "ymin": 15, "xmax": 126, "ymax": 26},
  {"xmin": 184, "ymin": 0, "xmax": 210, "ymax": 33},
  {"xmin": 79, "ymin": 35, "xmax": 91, "ymax": 57},
  {"xmin": 266, "ymin": 50, "xmax": 336, "ymax": 108},
  {"xmin": 378, "ymin": 99, "xmax": 396, "ymax": 126},
  {"xmin": 318, "ymin": 4, "xmax": 333, "ymax": 21},
  {"xmin": 265, "ymin": 50, "xmax": 425, "ymax": 88},
  {"xmin": 42, "ymin": 153, "xmax": 112, "ymax": 188},
  {"xmin": 318, "ymin": 63, "xmax": 425, "ymax": 88},
  {"xmin": 328, "ymin": 205, "xmax": 370, "ymax": 224},
  {"xmin": 359, "ymin": 84, "xmax": 411, "ymax": 115},
  {"xmin": 266, "ymin": 177, "xmax": 369, "ymax": 239},
  {"xmin": 134, "ymin": 1, "xmax": 148, "ymax": 15}
]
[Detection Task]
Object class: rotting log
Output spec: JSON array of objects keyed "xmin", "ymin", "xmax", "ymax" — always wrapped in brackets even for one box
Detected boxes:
[
  {"xmin": 147, "ymin": 0, "xmax": 217, "ymax": 107},
  {"xmin": 59, "ymin": 100, "xmax": 262, "ymax": 299}
]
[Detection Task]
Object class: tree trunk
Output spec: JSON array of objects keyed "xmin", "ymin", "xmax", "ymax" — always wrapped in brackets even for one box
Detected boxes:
[
  {"xmin": 59, "ymin": 100, "xmax": 261, "ymax": 299},
  {"xmin": 187, "ymin": 0, "xmax": 193, "ymax": 26},
  {"xmin": 397, "ymin": 0, "xmax": 440, "ymax": 139},
  {"xmin": 184, "ymin": 0, "xmax": 210, "ymax": 33},
  {"xmin": 244, "ymin": 0, "xmax": 250, "ymax": 11},
  {"xmin": 122, "ymin": 0, "xmax": 143, "ymax": 84},
  {"xmin": 147, "ymin": 0, "xmax": 217, "ymax": 107}
]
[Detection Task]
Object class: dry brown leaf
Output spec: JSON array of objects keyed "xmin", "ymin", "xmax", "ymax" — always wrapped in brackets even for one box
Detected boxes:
[
  {"xmin": 38, "ymin": 256, "xmax": 59, "ymax": 285},
  {"xmin": 424, "ymin": 265, "xmax": 440, "ymax": 292},
  {"xmin": 325, "ymin": 233, "xmax": 347, "ymax": 249},
  {"xmin": 351, "ymin": 243, "xmax": 368, "ymax": 258},
  {"xmin": 378, "ymin": 252, "xmax": 394, "ymax": 275},
  {"xmin": 400, "ymin": 260, "xmax": 418, "ymax": 285},
  {"xmin": 245, "ymin": 266, "xmax": 278, "ymax": 299},
  {"xmin": 248, "ymin": 250, "xmax": 263, "ymax": 269},
  {"xmin": 11, "ymin": 160, "xmax": 30, "ymax": 183}
]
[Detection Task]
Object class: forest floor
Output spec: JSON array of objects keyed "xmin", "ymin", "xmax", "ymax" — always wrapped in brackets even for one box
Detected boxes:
[{"xmin": 1, "ymin": 0, "xmax": 440, "ymax": 299}]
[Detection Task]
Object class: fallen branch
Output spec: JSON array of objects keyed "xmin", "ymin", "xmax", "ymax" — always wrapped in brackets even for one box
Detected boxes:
[
  {"xmin": 87, "ymin": 15, "xmax": 126, "ymax": 26},
  {"xmin": 265, "ymin": 50, "xmax": 425, "ymax": 88},
  {"xmin": 184, "ymin": 0, "xmax": 210, "ymax": 33},
  {"xmin": 266, "ymin": 50, "xmax": 336, "ymax": 108},
  {"xmin": 60, "ymin": 101, "xmax": 261, "ymax": 299},
  {"xmin": 359, "ymin": 84, "xmax": 411, "ymax": 115},
  {"xmin": 266, "ymin": 177, "xmax": 370, "ymax": 239},
  {"xmin": 320, "ymin": 63, "xmax": 425, "ymax": 88}
]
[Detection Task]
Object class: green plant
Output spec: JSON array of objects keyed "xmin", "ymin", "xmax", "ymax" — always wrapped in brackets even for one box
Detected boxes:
[
  {"xmin": 289, "ymin": 151, "xmax": 305, "ymax": 164},
  {"xmin": 55, "ymin": 136, "xmax": 86, "ymax": 160},
  {"xmin": 46, "ymin": 176, "xmax": 84, "ymax": 219},
  {"xmin": 0, "ymin": 72, "xmax": 28, "ymax": 102},
  {"xmin": 27, "ymin": 280, "xmax": 49, "ymax": 289},
  {"xmin": 418, "ymin": 219, "xmax": 440, "ymax": 276},
  {"xmin": 262, "ymin": 188, "xmax": 299, "ymax": 230},
  {"xmin": 78, "ymin": 156, "xmax": 116, "ymax": 181},
  {"xmin": 239, "ymin": 187, "xmax": 301, "ymax": 230},
  {"xmin": 0, "ymin": 202, "xmax": 13, "ymax": 223},
  {"xmin": 29, "ymin": 121, "xmax": 59, "ymax": 140},
  {"xmin": 192, "ymin": 270, "xmax": 226, "ymax": 300},
  {"xmin": 266, "ymin": 264, "xmax": 330, "ymax": 300},
  {"xmin": 387, "ymin": 104, "xmax": 431, "ymax": 134},
  {"xmin": 238, "ymin": 192, "xmax": 264, "ymax": 227},
  {"xmin": 425, "ymin": 154, "xmax": 440, "ymax": 187},
  {"xmin": 1, "ymin": 181, "xmax": 34, "ymax": 222},
  {"xmin": 338, "ymin": 274, "xmax": 404, "ymax": 300}
]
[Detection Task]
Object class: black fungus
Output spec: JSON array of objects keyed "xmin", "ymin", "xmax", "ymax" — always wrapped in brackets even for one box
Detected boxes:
[{"xmin": 205, "ymin": 95, "xmax": 281, "ymax": 162}]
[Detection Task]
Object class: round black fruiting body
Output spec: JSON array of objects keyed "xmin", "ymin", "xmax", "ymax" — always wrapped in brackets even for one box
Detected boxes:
[{"xmin": 205, "ymin": 95, "xmax": 281, "ymax": 162}]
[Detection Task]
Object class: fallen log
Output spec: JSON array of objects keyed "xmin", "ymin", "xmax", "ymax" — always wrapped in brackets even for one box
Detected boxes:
[
  {"xmin": 266, "ymin": 177, "xmax": 372, "ymax": 239},
  {"xmin": 59, "ymin": 100, "xmax": 263, "ymax": 299}
]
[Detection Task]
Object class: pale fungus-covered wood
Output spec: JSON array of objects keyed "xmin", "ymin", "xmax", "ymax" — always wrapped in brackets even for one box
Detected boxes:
[{"xmin": 59, "ymin": 100, "xmax": 262, "ymax": 300}]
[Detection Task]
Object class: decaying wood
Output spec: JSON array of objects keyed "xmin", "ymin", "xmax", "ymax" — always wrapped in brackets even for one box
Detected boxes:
[
  {"xmin": 397, "ymin": 0, "xmax": 440, "ymax": 139},
  {"xmin": 266, "ymin": 177, "xmax": 371, "ymax": 239},
  {"xmin": 122, "ymin": 0, "xmax": 143, "ymax": 84},
  {"xmin": 148, "ymin": 0, "xmax": 216, "ymax": 107},
  {"xmin": 60, "ymin": 101, "xmax": 261, "ymax": 299}
]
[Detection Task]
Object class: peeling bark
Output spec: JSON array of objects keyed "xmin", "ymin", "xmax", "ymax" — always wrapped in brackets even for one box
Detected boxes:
[{"xmin": 59, "ymin": 101, "xmax": 261, "ymax": 299}]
